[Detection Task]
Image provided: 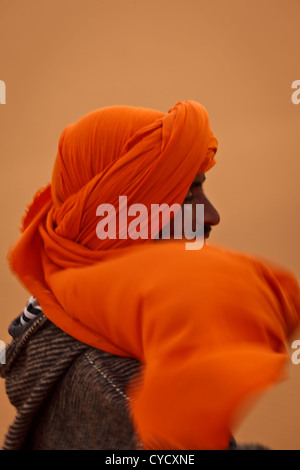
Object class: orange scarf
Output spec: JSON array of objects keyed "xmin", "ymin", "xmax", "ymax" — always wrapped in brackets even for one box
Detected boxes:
[{"xmin": 9, "ymin": 101, "xmax": 300, "ymax": 449}]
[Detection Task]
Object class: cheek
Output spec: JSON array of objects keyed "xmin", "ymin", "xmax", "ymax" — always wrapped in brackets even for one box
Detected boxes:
[
  {"xmin": 181, "ymin": 204, "xmax": 197, "ymax": 231},
  {"xmin": 192, "ymin": 203, "xmax": 197, "ymax": 230},
  {"xmin": 191, "ymin": 195, "xmax": 206, "ymax": 228}
]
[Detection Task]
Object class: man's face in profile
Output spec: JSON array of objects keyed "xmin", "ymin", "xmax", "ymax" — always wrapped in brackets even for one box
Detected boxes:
[
  {"xmin": 161, "ymin": 173, "xmax": 220, "ymax": 242},
  {"xmin": 182, "ymin": 173, "xmax": 220, "ymax": 240}
]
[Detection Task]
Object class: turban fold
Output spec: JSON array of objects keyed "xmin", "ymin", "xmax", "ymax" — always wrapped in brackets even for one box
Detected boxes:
[{"xmin": 9, "ymin": 101, "xmax": 300, "ymax": 449}]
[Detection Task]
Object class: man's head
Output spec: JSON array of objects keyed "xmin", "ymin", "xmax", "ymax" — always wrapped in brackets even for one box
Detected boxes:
[{"xmin": 46, "ymin": 101, "xmax": 218, "ymax": 251}]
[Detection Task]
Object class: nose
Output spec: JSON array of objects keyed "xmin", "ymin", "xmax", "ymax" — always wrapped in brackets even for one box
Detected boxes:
[{"xmin": 202, "ymin": 194, "xmax": 220, "ymax": 227}]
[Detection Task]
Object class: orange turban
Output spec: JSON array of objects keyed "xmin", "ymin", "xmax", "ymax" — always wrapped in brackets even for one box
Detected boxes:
[{"xmin": 9, "ymin": 101, "xmax": 300, "ymax": 449}]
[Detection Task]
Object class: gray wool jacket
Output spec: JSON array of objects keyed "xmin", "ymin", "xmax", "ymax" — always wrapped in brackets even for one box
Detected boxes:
[{"xmin": 0, "ymin": 300, "xmax": 268, "ymax": 450}]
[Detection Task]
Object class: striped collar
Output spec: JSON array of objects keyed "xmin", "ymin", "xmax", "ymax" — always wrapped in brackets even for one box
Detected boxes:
[{"xmin": 8, "ymin": 297, "xmax": 43, "ymax": 339}]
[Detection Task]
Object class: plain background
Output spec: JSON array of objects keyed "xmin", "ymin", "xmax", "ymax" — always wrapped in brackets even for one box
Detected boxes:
[{"xmin": 0, "ymin": 0, "xmax": 299, "ymax": 449}]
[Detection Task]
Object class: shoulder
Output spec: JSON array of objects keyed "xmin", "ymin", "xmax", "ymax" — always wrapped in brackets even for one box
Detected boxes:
[{"xmin": 2, "ymin": 297, "xmax": 141, "ymax": 450}]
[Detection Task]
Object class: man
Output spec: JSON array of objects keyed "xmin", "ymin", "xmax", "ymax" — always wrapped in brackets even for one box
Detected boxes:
[{"xmin": 1, "ymin": 101, "xmax": 299, "ymax": 450}]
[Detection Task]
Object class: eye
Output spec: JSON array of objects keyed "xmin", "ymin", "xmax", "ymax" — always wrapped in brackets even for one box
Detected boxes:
[
  {"xmin": 192, "ymin": 182, "xmax": 205, "ymax": 193},
  {"xmin": 191, "ymin": 181, "xmax": 203, "ymax": 189},
  {"xmin": 184, "ymin": 180, "xmax": 205, "ymax": 202},
  {"xmin": 184, "ymin": 189, "xmax": 193, "ymax": 202}
]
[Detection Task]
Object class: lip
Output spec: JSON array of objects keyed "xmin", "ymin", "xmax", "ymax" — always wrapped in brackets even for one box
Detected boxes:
[{"xmin": 204, "ymin": 226, "xmax": 211, "ymax": 239}]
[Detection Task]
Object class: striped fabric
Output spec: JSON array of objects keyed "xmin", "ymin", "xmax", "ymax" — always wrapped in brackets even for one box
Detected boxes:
[
  {"xmin": 0, "ymin": 300, "xmax": 268, "ymax": 450},
  {"xmin": 20, "ymin": 296, "xmax": 42, "ymax": 326},
  {"xmin": 0, "ymin": 302, "xmax": 141, "ymax": 450},
  {"xmin": 8, "ymin": 297, "xmax": 43, "ymax": 339}
]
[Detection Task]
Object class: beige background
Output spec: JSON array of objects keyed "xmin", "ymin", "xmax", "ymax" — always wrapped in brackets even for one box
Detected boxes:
[{"xmin": 0, "ymin": 0, "xmax": 299, "ymax": 449}]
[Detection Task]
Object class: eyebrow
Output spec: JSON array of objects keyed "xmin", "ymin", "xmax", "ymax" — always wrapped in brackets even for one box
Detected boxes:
[{"xmin": 192, "ymin": 175, "xmax": 206, "ymax": 185}]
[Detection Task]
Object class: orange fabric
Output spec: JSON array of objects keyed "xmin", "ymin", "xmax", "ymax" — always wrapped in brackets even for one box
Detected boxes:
[{"xmin": 8, "ymin": 101, "xmax": 300, "ymax": 449}]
